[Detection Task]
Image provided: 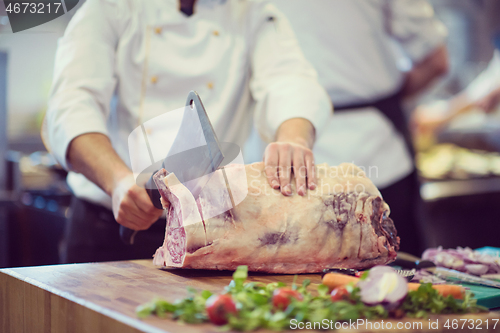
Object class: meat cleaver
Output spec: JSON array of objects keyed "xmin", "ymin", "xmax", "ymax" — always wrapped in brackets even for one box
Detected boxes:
[{"xmin": 120, "ymin": 91, "xmax": 224, "ymax": 244}]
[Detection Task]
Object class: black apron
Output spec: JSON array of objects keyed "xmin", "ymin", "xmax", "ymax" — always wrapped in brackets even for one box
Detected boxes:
[
  {"xmin": 334, "ymin": 90, "xmax": 423, "ymax": 255},
  {"xmin": 334, "ymin": 89, "xmax": 415, "ymax": 160},
  {"xmin": 60, "ymin": 197, "xmax": 166, "ymax": 263}
]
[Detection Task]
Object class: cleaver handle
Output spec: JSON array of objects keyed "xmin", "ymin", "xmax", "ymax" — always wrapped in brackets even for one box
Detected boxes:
[
  {"xmin": 119, "ymin": 171, "xmax": 163, "ymax": 245},
  {"xmin": 119, "ymin": 226, "xmax": 138, "ymax": 245},
  {"xmin": 146, "ymin": 170, "xmax": 163, "ymax": 210}
]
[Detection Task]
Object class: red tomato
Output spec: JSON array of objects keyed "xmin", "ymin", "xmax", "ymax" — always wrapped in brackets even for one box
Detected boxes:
[
  {"xmin": 205, "ymin": 294, "xmax": 237, "ymax": 325},
  {"xmin": 330, "ymin": 287, "xmax": 350, "ymax": 302},
  {"xmin": 272, "ymin": 288, "xmax": 303, "ymax": 310},
  {"xmin": 354, "ymin": 271, "xmax": 363, "ymax": 278}
]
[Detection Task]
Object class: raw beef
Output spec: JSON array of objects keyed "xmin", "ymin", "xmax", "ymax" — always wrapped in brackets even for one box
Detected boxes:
[{"xmin": 152, "ymin": 162, "xmax": 399, "ymax": 273}]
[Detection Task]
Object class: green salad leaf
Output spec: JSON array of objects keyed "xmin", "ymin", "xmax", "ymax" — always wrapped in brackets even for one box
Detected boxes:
[
  {"xmin": 136, "ymin": 266, "xmax": 487, "ymax": 331},
  {"xmin": 401, "ymin": 283, "xmax": 487, "ymax": 318}
]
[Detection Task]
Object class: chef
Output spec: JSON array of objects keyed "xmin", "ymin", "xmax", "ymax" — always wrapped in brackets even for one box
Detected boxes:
[
  {"xmin": 246, "ymin": 0, "xmax": 449, "ymax": 254},
  {"xmin": 45, "ymin": 0, "xmax": 331, "ymax": 263}
]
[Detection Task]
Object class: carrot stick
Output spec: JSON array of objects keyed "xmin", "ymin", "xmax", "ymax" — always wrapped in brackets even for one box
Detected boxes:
[
  {"xmin": 408, "ymin": 283, "xmax": 465, "ymax": 300},
  {"xmin": 322, "ymin": 273, "xmax": 465, "ymax": 300},
  {"xmin": 322, "ymin": 273, "xmax": 360, "ymax": 289}
]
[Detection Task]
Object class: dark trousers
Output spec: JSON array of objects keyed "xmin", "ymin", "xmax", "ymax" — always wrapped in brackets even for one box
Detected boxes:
[
  {"xmin": 379, "ymin": 170, "xmax": 423, "ymax": 256},
  {"xmin": 59, "ymin": 197, "xmax": 166, "ymax": 264}
]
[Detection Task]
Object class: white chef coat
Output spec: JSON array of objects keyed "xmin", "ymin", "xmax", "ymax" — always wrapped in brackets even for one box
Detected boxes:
[
  {"xmin": 246, "ymin": 0, "xmax": 447, "ymax": 188},
  {"xmin": 466, "ymin": 50, "xmax": 500, "ymax": 102},
  {"xmin": 46, "ymin": 0, "xmax": 331, "ymax": 209}
]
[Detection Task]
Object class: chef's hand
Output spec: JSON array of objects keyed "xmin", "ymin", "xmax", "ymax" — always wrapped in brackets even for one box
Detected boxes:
[
  {"xmin": 263, "ymin": 118, "xmax": 317, "ymax": 196},
  {"xmin": 112, "ymin": 175, "xmax": 164, "ymax": 230},
  {"xmin": 66, "ymin": 133, "xmax": 164, "ymax": 230}
]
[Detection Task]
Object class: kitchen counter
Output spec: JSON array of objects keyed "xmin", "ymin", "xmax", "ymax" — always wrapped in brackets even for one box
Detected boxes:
[{"xmin": 1, "ymin": 260, "xmax": 500, "ymax": 333}]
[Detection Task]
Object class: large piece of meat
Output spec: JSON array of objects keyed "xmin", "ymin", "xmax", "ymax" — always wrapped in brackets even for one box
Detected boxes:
[{"xmin": 152, "ymin": 162, "xmax": 399, "ymax": 273}]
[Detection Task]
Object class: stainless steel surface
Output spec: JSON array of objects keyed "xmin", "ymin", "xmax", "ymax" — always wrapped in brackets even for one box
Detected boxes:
[
  {"xmin": 121, "ymin": 91, "xmax": 224, "ymax": 245},
  {"xmin": 421, "ymin": 178, "xmax": 500, "ymax": 201},
  {"xmin": 162, "ymin": 91, "xmax": 224, "ymax": 198}
]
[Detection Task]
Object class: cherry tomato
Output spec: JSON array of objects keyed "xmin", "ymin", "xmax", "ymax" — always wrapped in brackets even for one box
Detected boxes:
[
  {"xmin": 330, "ymin": 286, "xmax": 350, "ymax": 302},
  {"xmin": 205, "ymin": 294, "xmax": 238, "ymax": 325},
  {"xmin": 272, "ymin": 288, "xmax": 303, "ymax": 310},
  {"xmin": 354, "ymin": 271, "xmax": 363, "ymax": 278}
]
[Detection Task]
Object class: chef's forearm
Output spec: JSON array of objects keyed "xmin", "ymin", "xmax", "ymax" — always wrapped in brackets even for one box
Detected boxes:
[
  {"xmin": 66, "ymin": 133, "xmax": 131, "ymax": 196},
  {"xmin": 402, "ymin": 45, "xmax": 449, "ymax": 98},
  {"xmin": 275, "ymin": 118, "xmax": 315, "ymax": 149}
]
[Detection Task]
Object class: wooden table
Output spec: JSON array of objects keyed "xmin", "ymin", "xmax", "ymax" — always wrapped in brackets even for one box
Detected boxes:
[{"xmin": 1, "ymin": 260, "xmax": 500, "ymax": 333}]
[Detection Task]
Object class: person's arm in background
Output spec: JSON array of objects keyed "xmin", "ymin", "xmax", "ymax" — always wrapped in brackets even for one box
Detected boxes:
[
  {"xmin": 413, "ymin": 50, "xmax": 500, "ymax": 133},
  {"xmin": 387, "ymin": 0, "xmax": 449, "ymax": 98},
  {"xmin": 459, "ymin": 50, "xmax": 500, "ymax": 112},
  {"xmin": 402, "ymin": 44, "xmax": 449, "ymax": 97},
  {"xmin": 46, "ymin": 0, "xmax": 162, "ymax": 230},
  {"xmin": 249, "ymin": 3, "xmax": 331, "ymax": 196},
  {"xmin": 475, "ymin": 86, "xmax": 500, "ymax": 112}
]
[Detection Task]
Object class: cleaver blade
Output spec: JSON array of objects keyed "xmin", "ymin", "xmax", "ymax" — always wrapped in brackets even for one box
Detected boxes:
[{"xmin": 120, "ymin": 91, "xmax": 224, "ymax": 245}]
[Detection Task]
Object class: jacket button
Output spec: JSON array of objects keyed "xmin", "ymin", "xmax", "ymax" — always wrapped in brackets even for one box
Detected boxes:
[
  {"xmin": 155, "ymin": 27, "xmax": 162, "ymax": 34},
  {"xmin": 213, "ymin": 30, "xmax": 219, "ymax": 36},
  {"xmin": 207, "ymin": 82, "xmax": 214, "ymax": 89},
  {"xmin": 151, "ymin": 76, "xmax": 158, "ymax": 84}
]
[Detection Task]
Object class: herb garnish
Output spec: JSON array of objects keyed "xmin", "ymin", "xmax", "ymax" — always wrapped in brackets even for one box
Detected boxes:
[{"xmin": 136, "ymin": 266, "xmax": 487, "ymax": 330}]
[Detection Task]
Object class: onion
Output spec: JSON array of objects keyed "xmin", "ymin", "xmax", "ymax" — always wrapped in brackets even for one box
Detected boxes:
[
  {"xmin": 422, "ymin": 247, "xmax": 500, "ymax": 275},
  {"xmin": 412, "ymin": 270, "xmax": 446, "ymax": 284},
  {"xmin": 358, "ymin": 266, "xmax": 408, "ymax": 307},
  {"xmin": 422, "ymin": 246, "xmax": 442, "ymax": 261},
  {"xmin": 465, "ymin": 264, "xmax": 489, "ymax": 276}
]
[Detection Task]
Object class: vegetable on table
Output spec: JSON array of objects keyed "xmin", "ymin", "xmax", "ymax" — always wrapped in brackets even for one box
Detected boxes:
[
  {"xmin": 136, "ymin": 265, "xmax": 486, "ymax": 331},
  {"xmin": 322, "ymin": 271, "xmax": 466, "ymax": 300},
  {"xmin": 330, "ymin": 286, "xmax": 350, "ymax": 302},
  {"xmin": 408, "ymin": 283, "xmax": 465, "ymax": 300},
  {"xmin": 357, "ymin": 266, "xmax": 408, "ymax": 307},
  {"xmin": 272, "ymin": 288, "xmax": 303, "ymax": 310},
  {"xmin": 205, "ymin": 294, "xmax": 238, "ymax": 325},
  {"xmin": 422, "ymin": 246, "xmax": 500, "ymax": 276},
  {"xmin": 322, "ymin": 271, "xmax": 359, "ymax": 289},
  {"xmin": 354, "ymin": 271, "xmax": 364, "ymax": 278}
]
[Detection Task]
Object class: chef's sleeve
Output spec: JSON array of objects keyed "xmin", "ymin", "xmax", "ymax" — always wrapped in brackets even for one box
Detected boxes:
[
  {"xmin": 465, "ymin": 50, "xmax": 500, "ymax": 101},
  {"xmin": 386, "ymin": 0, "xmax": 448, "ymax": 63},
  {"xmin": 249, "ymin": 3, "xmax": 331, "ymax": 143},
  {"xmin": 46, "ymin": 0, "xmax": 124, "ymax": 170}
]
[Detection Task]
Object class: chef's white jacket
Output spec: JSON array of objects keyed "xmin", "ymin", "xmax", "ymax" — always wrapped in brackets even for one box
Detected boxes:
[
  {"xmin": 46, "ymin": 0, "xmax": 331, "ymax": 209},
  {"xmin": 247, "ymin": 0, "xmax": 447, "ymax": 188},
  {"xmin": 466, "ymin": 50, "xmax": 500, "ymax": 102}
]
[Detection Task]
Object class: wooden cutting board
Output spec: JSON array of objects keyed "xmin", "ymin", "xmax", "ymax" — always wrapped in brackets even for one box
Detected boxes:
[{"xmin": 1, "ymin": 260, "xmax": 499, "ymax": 333}]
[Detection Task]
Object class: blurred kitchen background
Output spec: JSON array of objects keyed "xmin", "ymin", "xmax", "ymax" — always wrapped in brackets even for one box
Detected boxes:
[{"xmin": 1, "ymin": 0, "xmax": 500, "ymax": 268}]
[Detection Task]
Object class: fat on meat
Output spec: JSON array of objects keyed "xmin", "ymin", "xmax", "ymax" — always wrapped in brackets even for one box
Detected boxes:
[{"xmin": 152, "ymin": 162, "xmax": 399, "ymax": 273}]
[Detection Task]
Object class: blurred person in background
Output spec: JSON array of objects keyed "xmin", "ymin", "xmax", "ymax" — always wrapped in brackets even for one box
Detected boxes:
[
  {"xmin": 45, "ymin": 0, "xmax": 331, "ymax": 263},
  {"xmin": 246, "ymin": 0, "xmax": 449, "ymax": 255},
  {"xmin": 414, "ymin": 35, "xmax": 500, "ymax": 135}
]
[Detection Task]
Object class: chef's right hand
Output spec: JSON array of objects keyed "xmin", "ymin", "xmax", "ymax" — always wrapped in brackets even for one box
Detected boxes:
[{"xmin": 111, "ymin": 175, "xmax": 163, "ymax": 230}]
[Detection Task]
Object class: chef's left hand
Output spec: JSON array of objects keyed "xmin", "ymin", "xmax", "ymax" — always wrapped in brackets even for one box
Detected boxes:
[{"xmin": 263, "ymin": 118, "xmax": 317, "ymax": 196}]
